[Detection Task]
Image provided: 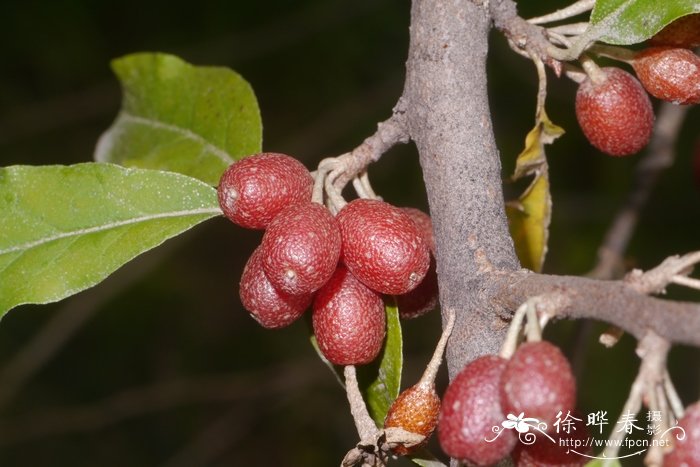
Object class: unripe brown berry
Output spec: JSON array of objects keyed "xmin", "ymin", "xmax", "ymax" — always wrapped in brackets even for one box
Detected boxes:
[
  {"xmin": 438, "ymin": 355, "xmax": 516, "ymax": 466},
  {"xmin": 632, "ymin": 47, "xmax": 700, "ymax": 105},
  {"xmin": 576, "ymin": 67, "xmax": 654, "ymax": 156},
  {"xmin": 312, "ymin": 265, "xmax": 386, "ymax": 366},
  {"xmin": 500, "ymin": 341, "xmax": 577, "ymax": 430},
  {"xmin": 217, "ymin": 152, "xmax": 313, "ymax": 229},
  {"xmin": 260, "ymin": 202, "xmax": 341, "ymax": 295},
  {"xmin": 663, "ymin": 402, "xmax": 700, "ymax": 466},
  {"xmin": 384, "ymin": 383, "xmax": 441, "ymax": 455},
  {"xmin": 337, "ymin": 199, "xmax": 430, "ymax": 295},
  {"xmin": 650, "ymin": 13, "xmax": 700, "ymax": 48},
  {"xmin": 239, "ymin": 247, "xmax": 313, "ymax": 329}
]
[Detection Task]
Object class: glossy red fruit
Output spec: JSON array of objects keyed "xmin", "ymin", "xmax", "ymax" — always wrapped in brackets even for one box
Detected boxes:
[
  {"xmin": 575, "ymin": 67, "xmax": 654, "ymax": 156},
  {"xmin": 501, "ymin": 341, "xmax": 577, "ymax": 430},
  {"xmin": 632, "ymin": 47, "xmax": 700, "ymax": 105},
  {"xmin": 384, "ymin": 382, "xmax": 441, "ymax": 455},
  {"xmin": 438, "ymin": 355, "xmax": 516, "ymax": 466},
  {"xmin": 312, "ymin": 265, "xmax": 386, "ymax": 365},
  {"xmin": 217, "ymin": 152, "xmax": 313, "ymax": 229},
  {"xmin": 337, "ymin": 199, "xmax": 430, "ymax": 295},
  {"xmin": 663, "ymin": 402, "xmax": 700, "ymax": 466},
  {"xmin": 513, "ymin": 414, "xmax": 591, "ymax": 466},
  {"xmin": 260, "ymin": 202, "xmax": 341, "ymax": 295},
  {"xmin": 650, "ymin": 13, "xmax": 700, "ymax": 48},
  {"xmin": 239, "ymin": 247, "xmax": 313, "ymax": 329},
  {"xmin": 397, "ymin": 259, "xmax": 439, "ymax": 319}
]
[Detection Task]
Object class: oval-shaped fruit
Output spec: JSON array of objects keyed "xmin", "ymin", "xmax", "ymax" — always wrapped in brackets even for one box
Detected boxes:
[
  {"xmin": 239, "ymin": 247, "xmax": 313, "ymax": 329},
  {"xmin": 217, "ymin": 152, "xmax": 313, "ymax": 229},
  {"xmin": 575, "ymin": 67, "xmax": 654, "ymax": 156},
  {"xmin": 438, "ymin": 355, "xmax": 516, "ymax": 466},
  {"xmin": 513, "ymin": 414, "xmax": 591, "ymax": 466},
  {"xmin": 260, "ymin": 202, "xmax": 341, "ymax": 295},
  {"xmin": 384, "ymin": 383, "xmax": 441, "ymax": 455},
  {"xmin": 312, "ymin": 265, "xmax": 386, "ymax": 365},
  {"xmin": 402, "ymin": 207, "xmax": 436, "ymax": 254},
  {"xmin": 337, "ymin": 199, "xmax": 430, "ymax": 295},
  {"xmin": 397, "ymin": 258, "xmax": 439, "ymax": 319},
  {"xmin": 650, "ymin": 13, "xmax": 700, "ymax": 48},
  {"xmin": 632, "ymin": 47, "xmax": 700, "ymax": 105},
  {"xmin": 663, "ymin": 402, "xmax": 700, "ymax": 466},
  {"xmin": 501, "ymin": 341, "xmax": 577, "ymax": 430}
]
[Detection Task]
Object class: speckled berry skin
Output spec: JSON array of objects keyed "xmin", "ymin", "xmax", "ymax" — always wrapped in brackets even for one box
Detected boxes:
[
  {"xmin": 633, "ymin": 47, "xmax": 700, "ymax": 105},
  {"xmin": 402, "ymin": 207, "xmax": 436, "ymax": 254},
  {"xmin": 384, "ymin": 383, "xmax": 441, "ymax": 455},
  {"xmin": 239, "ymin": 247, "xmax": 313, "ymax": 329},
  {"xmin": 397, "ymin": 259, "xmax": 439, "ymax": 319},
  {"xmin": 337, "ymin": 199, "xmax": 430, "ymax": 295},
  {"xmin": 513, "ymin": 415, "xmax": 590, "ymax": 466},
  {"xmin": 650, "ymin": 13, "xmax": 700, "ymax": 48},
  {"xmin": 397, "ymin": 208, "xmax": 439, "ymax": 318},
  {"xmin": 500, "ymin": 341, "xmax": 576, "ymax": 430},
  {"xmin": 312, "ymin": 265, "xmax": 386, "ymax": 366},
  {"xmin": 438, "ymin": 355, "xmax": 516, "ymax": 466},
  {"xmin": 575, "ymin": 67, "xmax": 654, "ymax": 156},
  {"xmin": 663, "ymin": 402, "xmax": 700, "ymax": 466},
  {"xmin": 217, "ymin": 153, "xmax": 313, "ymax": 229},
  {"xmin": 260, "ymin": 202, "xmax": 341, "ymax": 295}
]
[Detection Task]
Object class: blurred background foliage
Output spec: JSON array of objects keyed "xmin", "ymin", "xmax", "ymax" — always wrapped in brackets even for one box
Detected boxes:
[{"xmin": 0, "ymin": 0, "xmax": 698, "ymax": 465}]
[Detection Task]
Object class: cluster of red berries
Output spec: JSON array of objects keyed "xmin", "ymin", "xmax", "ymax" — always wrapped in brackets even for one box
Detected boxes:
[
  {"xmin": 575, "ymin": 14, "xmax": 700, "ymax": 157},
  {"xmin": 437, "ymin": 341, "xmax": 585, "ymax": 466},
  {"xmin": 218, "ymin": 152, "xmax": 439, "ymax": 366}
]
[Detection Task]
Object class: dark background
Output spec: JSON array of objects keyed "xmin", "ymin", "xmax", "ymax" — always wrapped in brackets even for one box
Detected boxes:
[{"xmin": 1, "ymin": 1, "xmax": 699, "ymax": 465}]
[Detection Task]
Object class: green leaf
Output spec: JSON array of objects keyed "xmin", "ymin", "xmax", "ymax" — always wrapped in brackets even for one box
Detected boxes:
[
  {"xmin": 408, "ymin": 449, "xmax": 448, "ymax": 467},
  {"xmin": 95, "ymin": 52, "xmax": 262, "ymax": 186},
  {"xmin": 506, "ymin": 110, "xmax": 563, "ymax": 273},
  {"xmin": 358, "ymin": 298, "xmax": 403, "ymax": 425},
  {"xmin": 584, "ymin": 460, "xmax": 622, "ymax": 467},
  {"xmin": 588, "ymin": 0, "xmax": 700, "ymax": 45},
  {"xmin": 0, "ymin": 163, "xmax": 220, "ymax": 316}
]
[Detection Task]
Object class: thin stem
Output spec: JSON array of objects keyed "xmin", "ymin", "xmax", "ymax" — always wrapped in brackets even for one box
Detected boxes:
[
  {"xmin": 343, "ymin": 365, "xmax": 379, "ymax": 441},
  {"xmin": 527, "ymin": 0, "xmax": 595, "ymax": 25},
  {"xmin": 664, "ymin": 371, "xmax": 685, "ymax": 421},
  {"xmin": 589, "ymin": 43, "xmax": 637, "ymax": 63},
  {"xmin": 671, "ymin": 275, "xmax": 700, "ymax": 290},
  {"xmin": 418, "ymin": 307, "xmax": 456, "ymax": 387},
  {"xmin": 547, "ymin": 22, "xmax": 589, "ymax": 36}
]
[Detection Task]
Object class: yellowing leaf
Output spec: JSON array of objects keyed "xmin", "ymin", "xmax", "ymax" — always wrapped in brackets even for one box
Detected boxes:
[{"xmin": 506, "ymin": 111, "xmax": 563, "ymax": 272}]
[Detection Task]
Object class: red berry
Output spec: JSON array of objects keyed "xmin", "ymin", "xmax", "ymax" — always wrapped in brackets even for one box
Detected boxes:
[
  {"xmin": 513, "ymin": 414, "xmax": 591, "ymax": 466},
  {"xmin": 397, "ymin": 258, "xmax": 439, "ymax": 319},
  {"xmin": 260, "ymin": 202, "xmax": 341, "ymax": 295},
  {"xmin": 501, "ymin": 341, "xmax": 577, "ymax": 430},
  {"xmin": 438, "ymin": 355, "xmax": 516, "ymax": 466},
  {"xmin": 337, "ymin": 199, "xmax": 430, "ymax": 295},
  {"xmin": 632, "ymin": 47, "xmax": 700, "ymax": 105},
  {"xmin": 402, "ymin": 207, "xmax": 436, "ymax": 254},
  {"xmin": 217, "ymin": 152, "xmax": 313, "ymax": 229},
  {"xmin": 239, "ymin": 247, "xmax": 313, "ymax": 329},
  {"xmin": 663, "ymin": 402, "xmax": 700, "ymax": 466},
  {"xmin": 650, "ymin": 13, "xmax": 700, "ymax": 48},
  {"xmin": 575, "ymin": 67, "xmax": 654, "ymax": 156},
  {"xmin": 384, "ymin": 382, "xmax": 441, "ymax": 455},
  {"xmin": 312, "ymin": 265, "xmax": 386, "ymax": 366}
]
